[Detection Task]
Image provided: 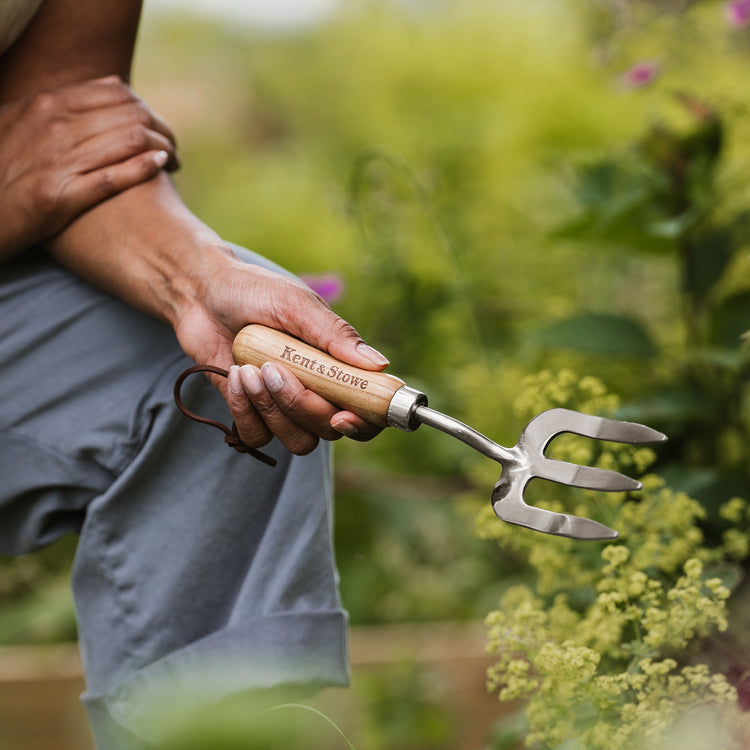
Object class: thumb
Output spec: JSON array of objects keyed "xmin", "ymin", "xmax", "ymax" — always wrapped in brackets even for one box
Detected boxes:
[
  {"xmin": 327, "ymin": 318, "xmax": 391, "ymax": 371},
  {"xmin": 281, "ymin": 303, "xmax": 390, "ymax": 373},
  {"xmin": 249, "ymin": 269, "xmax": 392, "ymax": 372}
]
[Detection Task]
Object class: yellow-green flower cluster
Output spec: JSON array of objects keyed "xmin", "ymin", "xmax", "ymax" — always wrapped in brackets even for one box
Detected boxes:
[
  {"xmin": 616, "ymin": 476, "xmax": 709, "ymax": 574},
  {"xmin": 486, "ymin": 556, "xmax": 739, "ymax": 748},
  {"xmin": 511, "ymin": 371, "xmax": 657, "ymax": 483},
  {"xmin": 720, "ymin": 498, "xmax": 750, "ymax": 560},
  {"xmin": 481, "ymin": 370, "xmax": 750, "ymax": 749},
  {"xmin": 598, "ymin": 550, "xmax": 730, "ymax": 653},
  {"xmin": 512, "ymin": 370, "xmax": 618, "ymax": 424}
]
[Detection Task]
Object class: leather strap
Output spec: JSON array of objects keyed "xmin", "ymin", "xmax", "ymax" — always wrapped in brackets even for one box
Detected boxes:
[{"xmin": 173, "ymin": 364, "xmax": 277, "ymax": 468}]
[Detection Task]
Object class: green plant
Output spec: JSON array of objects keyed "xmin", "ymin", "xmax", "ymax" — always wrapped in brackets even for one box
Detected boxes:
[
  {"xmin": 534, "ymin": 2, "xmax": 750, "ymax": 515},
  {"xmin": 473, "ymin": 6, "xmax": 750, "ymax": 741},
  {"xmin": 477, "ymin": 371, "xmax": 750, "ymax": 748}
]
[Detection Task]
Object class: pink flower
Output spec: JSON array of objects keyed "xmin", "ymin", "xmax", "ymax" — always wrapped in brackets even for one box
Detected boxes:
[
  {"xmin": 300, "ymin": 274, "xmax": 344, "ymax": 305},
  {"xmin": 620, "ymin": 61, "xmax": 659, "ymax": 88},
  {"xmin": 726, "ymin": 0, "xmax": 750, "ymax": 27}
]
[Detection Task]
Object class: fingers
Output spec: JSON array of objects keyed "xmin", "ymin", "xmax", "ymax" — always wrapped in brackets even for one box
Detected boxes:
[
  {"xmin": 37, "ymin": 76, "xmax": 176, "ymax": 147},
  {"xmin": 61, "ymin": 75, "xmax": 137, "ymax": 111},
  {"xmin": 0, "ymin": 76, "xmax": 180, "ymax": 254},
  {"xmin": 236, "ymin": 362, "xmax": 339, "ymax": 455},
  {"xmin": 30, "ymin": 76, "xmax": 179, "ymax": 173},
  {"xmin": 263, "ymin": 279, "xmax": 390, "ymax": 373},
  {"xmin": 63, "ymin": 101, "xmax": 179, "ymax": 173},
  {"xmin": 64, "ymin": 77, "xmax": 176, "ymax": 146},
  {"xmin": 283, "ymin": 309, "xmax": 390, "ymax": 373},
  {"xmin": 53, "ymin": 97, "xmax": 179, "ymax": 217},
  {"xmin": 141, "ymin": 108, "xmax": 176, "ymax": 155},
  {"xmin": 330, "ymin": 410, "xmax": 383, "ymax": 441},
  {"xmin": 72, "ymin": 121, "xmax": 178, "ymax": 174},
  {"xmin": 15, "ymin": 78, "xmax": 179, "ymax": 237},
  {"xmin": 227, "ymin": 363, "xmax": 373, "ymax": 456},
  {"xmin": 63, "ymin": 149, "xmax": 171, "ymax": 212},
  {"xmin": 226, "ymin": 365, "xmax": 274, "ymax": 449}
]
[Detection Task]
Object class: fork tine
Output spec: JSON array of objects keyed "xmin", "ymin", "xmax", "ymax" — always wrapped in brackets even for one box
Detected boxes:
[
  {"xmin": 520, "ymin": 408, "xmax": 667, "ymax": 455},
  {"xmin": 532, "ymin": 459, "xmax": 642, "ymax": 492},
  {"xmin": 493, "ymin": 406, "xmax": 663, "ymax": 539},
  {"xmin": 492, "ymin": 481, "xmax": 619, "ymax": 540}
]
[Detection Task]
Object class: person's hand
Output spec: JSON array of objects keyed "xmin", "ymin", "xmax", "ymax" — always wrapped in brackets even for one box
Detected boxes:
[
  {"xmin": 174, "ymin": 253, "xmax": 390, "ymax": 455},
  {"xmin": 0, "ymin": 75, "xmax": 178, "ymax": 259}
]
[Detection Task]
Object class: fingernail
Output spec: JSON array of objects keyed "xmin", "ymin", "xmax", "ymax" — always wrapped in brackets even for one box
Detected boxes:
[
  {"xmin": 261, "ymin": 363, "xmax": 284, "ymax": 392},
  {"xmin": 153, "ymin": 150, "xmax": 169, "ymax": 168},
  {"xmin": 332, "ymin": 418, "xmax": 358, "ymax": 438},
  {"xmin": 357, "ymin": 342, "xmax": 390, "ymax": 367},
  {"xmin": 228, "ymin": 365, "xmax": 243, "ymax": 394},
  {"xmin": 240, "ymin": 364, "xmax": 264, "ymax": 395}
]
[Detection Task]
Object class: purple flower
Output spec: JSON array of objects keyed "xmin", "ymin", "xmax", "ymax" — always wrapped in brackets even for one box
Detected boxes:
[
  {"xmin": 726, "ymin": 0, "xmax": 750, "ymax": 27},
  {"xmin": 620, "ymin": 61, "xmax": 659, "ymax": 88},
  {"xmin": 300, "ymin": 274, "xmax": 344, "ymax": 305}
]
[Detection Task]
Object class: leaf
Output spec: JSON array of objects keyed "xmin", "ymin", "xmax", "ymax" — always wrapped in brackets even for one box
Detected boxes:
[
  {"xmin": 709, "ymin": 290, "xmax": 750, "ymax": 348},
  {"xmin": 614, "ymin": 387, "xmax": 715, "ymax": 430},
  {"xmin": 688, "ymin": 347, "xmax": 747, "ymax": 372},
  {"xmin": 646, "ymin": 211, "xmax": 698, "ymax": 239},
  {"xmin": 684, "ymin": 228, "xmax": 736, "ymax": 307},
  {"xmin": 704, "ymin": 562, "xmax": 744, "ymax": 594},
  {"xmin": 532, "ymin": 313, "xmax": 657, "ymax": 357},
  {"xmin": 656, "ymin": 463, "xmax": 750, "ymax": 527},
  {"xmin": 486, "ymin": 709, "xmax": 530, "ymax": 750},
  {"xmin": 554, "ymin": 158, "xmax": 690, "ymax": 252}
]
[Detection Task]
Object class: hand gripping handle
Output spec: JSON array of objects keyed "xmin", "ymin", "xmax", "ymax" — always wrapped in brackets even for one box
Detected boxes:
[{"xmin": 232, "ymin": 324, "xmax": 424, "ymax": 428}]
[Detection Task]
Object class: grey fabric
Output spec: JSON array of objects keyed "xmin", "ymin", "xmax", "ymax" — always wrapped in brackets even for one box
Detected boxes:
[{"xmin": 0, "ymin": 247, "xmax": 348, "ymax": 747}]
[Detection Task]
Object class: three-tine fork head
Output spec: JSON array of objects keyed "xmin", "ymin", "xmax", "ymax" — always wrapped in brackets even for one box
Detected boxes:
[{"xmin": 491, "ymin": 408, "xmax": 668, "ymax": 540}]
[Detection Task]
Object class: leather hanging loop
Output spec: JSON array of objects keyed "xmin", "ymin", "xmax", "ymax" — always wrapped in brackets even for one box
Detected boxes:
[{"xmin": 173, "ymin": 364, "xmax": 277, "ymax": 468}]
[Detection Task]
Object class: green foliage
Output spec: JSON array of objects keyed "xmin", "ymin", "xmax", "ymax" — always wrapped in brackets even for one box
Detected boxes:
[
  {"xmin": 532, "ymin": 6, "xmax": 750, "ymax": 516},
  {"xmin": 479, "ymin": 373, "xmax": 750, "ymax": 748},
  {"xmin": 334, "ymin": 474, "xmax": 509, "ymax": 624},
  {"xmin": 355, "ymin": 661, "xmax": 458, "ymax": 750},
  {"xmin": 0, "ymin": 537, "xmax": 77, "ymax": 646},
  {"xmin": 531, "ymin": 313, "xmax": 658, "ymax": 358},
  {"xmin": 145, "ymin": 696, "xmax": 358, "ymax": 750}
]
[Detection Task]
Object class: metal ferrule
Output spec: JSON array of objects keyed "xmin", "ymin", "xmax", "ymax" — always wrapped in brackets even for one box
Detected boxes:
[{"xmin": 386, "ymin": 385, "xmax": 428, "ymax": 432}]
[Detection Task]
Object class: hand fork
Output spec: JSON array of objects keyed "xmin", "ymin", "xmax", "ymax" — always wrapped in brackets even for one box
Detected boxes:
[{"xmin": 232, "ymin": 325, "xmax": 667, "ymax": 541}]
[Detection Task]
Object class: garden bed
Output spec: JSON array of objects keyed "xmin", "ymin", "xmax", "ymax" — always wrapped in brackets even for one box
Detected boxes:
[{"xmin": 0, "ymin": 621, "xmax": 510, "ymax": 750}]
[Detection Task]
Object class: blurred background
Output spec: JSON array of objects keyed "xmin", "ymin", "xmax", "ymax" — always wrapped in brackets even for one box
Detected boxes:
[{"xmin": 3, "ymin": 0, "xmax": 750, "ymax": 748}]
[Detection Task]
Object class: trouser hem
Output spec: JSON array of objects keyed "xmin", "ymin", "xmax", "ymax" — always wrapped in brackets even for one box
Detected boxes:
[{"xmin": 82, "ymin": 609, "xmax": 349, "ymax": 748}]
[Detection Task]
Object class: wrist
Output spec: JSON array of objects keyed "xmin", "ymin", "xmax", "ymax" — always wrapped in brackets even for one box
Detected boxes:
[
  {"xmin": 45, "ymin": 173, "xmax": 237, "ymax": 327},
  {"xmin": 147, "ymin": 227, "xmax": 237, "ymax": 328}
]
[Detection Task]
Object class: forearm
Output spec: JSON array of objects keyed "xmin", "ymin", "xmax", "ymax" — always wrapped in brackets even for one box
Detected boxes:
[
  {"xmin": 0, "ymin": 0, "xmax": 141, "ymax": 102},
  {"xmin": 44, "ymin": 173, "xmax": 235, "ymax": 328}
]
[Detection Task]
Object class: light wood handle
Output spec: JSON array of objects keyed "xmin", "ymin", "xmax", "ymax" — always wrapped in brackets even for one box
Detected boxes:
[{"xmin": 232, "ymin": 324, "xmax": 405, "ymax": 427}]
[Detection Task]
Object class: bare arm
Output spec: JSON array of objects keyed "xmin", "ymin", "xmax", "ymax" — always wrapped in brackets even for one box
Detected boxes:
[
  {"xmin": 0, "ymin": 0, "xmax": 142, "ymax": 96},
  {"xmin": 2, "ymin": 0, "xmax": 385, "ymax": 453},
  {"xmin": 0, "ymin": 1, "xmax": 179, "ymax": 259}
]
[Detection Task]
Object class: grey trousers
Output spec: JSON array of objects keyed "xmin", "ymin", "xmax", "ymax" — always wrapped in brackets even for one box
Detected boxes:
[{"xmin": 0, "ymin": 248, "xmax": 348, "ymax": 748}]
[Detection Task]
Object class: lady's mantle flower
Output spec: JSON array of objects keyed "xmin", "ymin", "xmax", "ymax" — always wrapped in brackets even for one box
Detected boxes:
[{"xmin": 726, "ymin": 0, "xmax": 750, "ymax": 27}]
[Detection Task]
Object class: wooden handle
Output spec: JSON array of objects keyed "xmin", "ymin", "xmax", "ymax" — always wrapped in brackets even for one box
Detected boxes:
[{"xmin": 232, "ymin": 324, "xmax": 405, "ymax": 427}]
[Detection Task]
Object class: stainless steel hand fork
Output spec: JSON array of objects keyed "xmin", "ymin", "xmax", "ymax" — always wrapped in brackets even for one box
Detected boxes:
[
  {"xmin": 417, "ymin": 406, "xmax": 665, "ymax": 540},
  {"xmin": 232, "ymin": 325, "xmax": 668, "ymax": 541}
]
